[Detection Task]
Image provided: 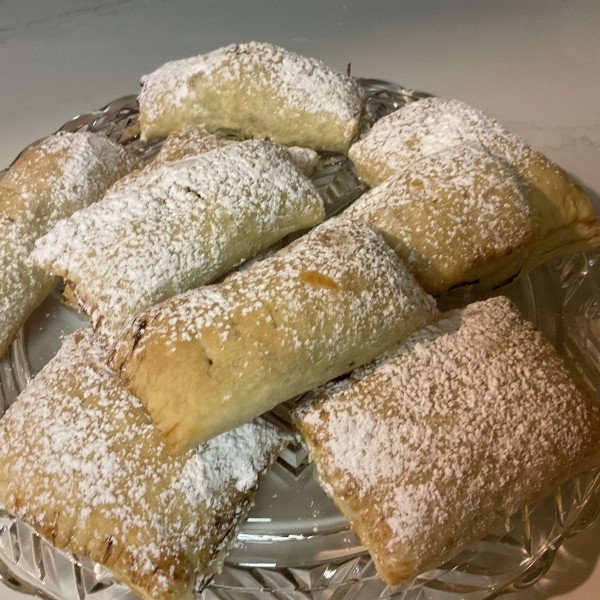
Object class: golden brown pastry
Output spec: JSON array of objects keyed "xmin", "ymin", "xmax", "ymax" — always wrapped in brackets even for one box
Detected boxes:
[
  {"xmin": 0, "ymin": 131, "xmax": 137, "ymax": 358},
  {"xmin": 111, "ymin": 218, "xmax": 439, "ymax": 455},
  {"xmin": 0, "ymin": 329, "xmax": 288, "ymax": 600},
  {"xmin": 154, "ymin": 128, "xmax": 231, "ymax": 163},
  {"xmin": 154, "ymin": 129, "xmax": 320, "ymax": 176},
  {"xmin": 295, "ymin": 296, "xmax": 600, "ymax": 586},
  {"xmin": 138, "ymin": 42, "xmax": 365, "ymax": 152},
  {"xmin": 349, "ymin": 97, "xmax": 571, "ymax": 189},
  {"xmin": 344, "ymin": 143, "xmax": 600, "ymax": 294},
  {"xmin": 31, "ymin": 140, "xmax": 325, "ymax": 341}
]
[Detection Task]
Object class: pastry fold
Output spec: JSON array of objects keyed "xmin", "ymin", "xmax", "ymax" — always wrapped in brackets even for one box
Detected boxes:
[
  {"xmin": 138, "ymin": 42, "xmax": 365, "ymax": 152},
  {"xmin": 295, "ymin": 296, "xmax": 600, "ymax": 586},
  {"xmin": 0, "ymin": 132, "xmax": 137, "ymax": 358},
  {"xmin": 345, "ymin": 142, "xmax": 600, "ymax": 294},
  {"xmin": 31, "ymin": 140, "xmax": 325, "ymax": 340},
  {"xmin": 0, "ymin": 329, "xmax": 288, "ymax": 600},
  {"xmin": 349, "ymin": 97, "xmax": 580, "ymax": 190},
  {"xmin": 111, "ymin": 218, "xmax": 439, "ymax": 455},
  {"xmin": 154, "ymin": 129, "xmax": 320, "ymax": 176}
]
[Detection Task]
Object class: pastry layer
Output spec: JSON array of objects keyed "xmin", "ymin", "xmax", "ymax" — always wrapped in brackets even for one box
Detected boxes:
[
  {"xmin": 111, "ymin": 218, "xmax": 439, "ymax": 455},
  {"xmin": 0, "ymin": 329, "xmax": 287, "ymax": 600},
  {"xmin": 31, "ymin": 140, "xmax": 325, "ymax": 341},
  {"xmin": 154, "ymin": 129, "xmax": 320, "ymax": 176},
  {"xmin": 295, "ymin": 296, "xmax": 600, "ymax": 585},
  {"xmin": 348, "ymin": 97, "xmax": 555, "ymax": 188},
  {"xmin": 0, "ymin": 131, "xmax": 137, "ymax": 358},
  {"xmin": 345, "ymin": 142, "xmax": 600, "ymax": 294},
  {"xmin": 139, "ymin": 42, "xmax": 365, "ymax": 152}
]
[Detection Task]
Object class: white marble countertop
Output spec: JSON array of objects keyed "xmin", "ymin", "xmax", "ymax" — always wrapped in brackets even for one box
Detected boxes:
[{"xmin": 1, "ymin": 1, "xmax": 599, "ymax": 598}]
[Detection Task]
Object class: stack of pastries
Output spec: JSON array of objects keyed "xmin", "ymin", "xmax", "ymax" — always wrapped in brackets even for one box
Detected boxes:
[{"xmin": 1, "ymin": 41, "xmax": 600, "ymax": 600}]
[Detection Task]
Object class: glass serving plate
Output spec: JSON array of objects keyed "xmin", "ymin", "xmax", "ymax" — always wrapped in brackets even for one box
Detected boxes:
[{"xmin": 1, "ymin": 80, "xmax": 599, "ymax": 600}]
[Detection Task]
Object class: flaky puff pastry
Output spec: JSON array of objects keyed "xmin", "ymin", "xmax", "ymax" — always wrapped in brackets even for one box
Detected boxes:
[
  {"xmin": 0, "ymin": 132, "xmax": 137, "ymax": 358},
  {"xmin": 346, "ymin": 99, "xmax": 600, "ymax": 293},
  {"xmin": 154, "ymin": 129, "xmax": 320, "ymax": 176},
  {"xmin": 295, "ymin": 296, "xmax": 600, "ymax": 586},
  {"xmin": 344, "ymin": 143, "xmax": 600, "ymax": 295},
  {"xmin": 111, "ymin": 218, "xmax": 439, "ymax": 455},
  {"xmin": 138, "ymin": 42, "xmax": 365, "ymax": 152},
  {"xmin": 0, "ymin": 329, "xmax": 288, "ymax": 600},
  {"xmin": 32, "ymin": 140, "xmax": 324, "ymax": 341}
]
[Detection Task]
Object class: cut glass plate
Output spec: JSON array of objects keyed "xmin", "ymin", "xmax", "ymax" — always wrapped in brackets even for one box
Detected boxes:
[{"xmin": 0, "ymin": 79, "xmax": 599, "ymax": 600}]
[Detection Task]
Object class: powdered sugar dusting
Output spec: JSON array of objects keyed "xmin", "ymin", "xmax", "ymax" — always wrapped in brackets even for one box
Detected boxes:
[
  {"xmin": 154, "ymin": 128, "xmax": 230, "ymax": 163},
  {"xmin": 0, "ymin": 329, "xmax": 287, "ymax": 600},
  {"xmin": 285, "ymin": 146, "xmax": 319, "ymax": 176},
  {"xmin": 139, "ymin": 42, "xmax": 365, "ymax": 151},
  {"xmin": 296, "ymin": 297, "xmax": 600, "ymax": 580},
  {"xmin": 116, "ymin": 217, "xmax": 437, "ymax": 366},
  {"xmin": 31, "ymin": 140, "xmax": 324, "ymax": 341},
  {"xmin": 349, "ymin": 97, "xmax": 534, "ymax": 187},
  {"xmin": 344, "ymin": 144, "xmax": 538, "ymax": 294},
  {"xmin": 155, "ymin": 129, "xmax": 319, "ymax": 176},
  {"xmin": 111, "ymin": 218, "xmax": 438, "ymax": 450},
  {"xmin": 0, "ymin": 131, "xmax": 137, "ymax": 356}
]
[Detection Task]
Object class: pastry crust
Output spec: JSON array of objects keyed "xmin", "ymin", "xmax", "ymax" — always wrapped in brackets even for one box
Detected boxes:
[
  {"xmin": 111, "ymin": 218, "xmax": 439, "ymax": 455},
  {"xmin": 138, "ymin": 42, "xmax": 365, "ymax": 152},
  {"xmin": 154, "ymin": 128, "xmax": 230, "ymax": 163},
  {"xmin": 154, "ymin": 129, "xmax": 320, "ymax": 176},
  {"xmin": 345, "ymin": 143, "xmax": 600, "ymax": 294},
  {"xmin": 0, "ymin": 131, "xmax": 137, "ymax": 358},
  {"xmin": 349, "ymin": 97, "xmax": 560, "ymax": 188},
  {"xmin": 31, "ymin": 140, "xmax": 325, "ymax": 341},
  {"xmin": 295, "ymin": 296, "xmax": 600, "ymax": 586},
  {"xmin": 0, "ymin": 329, "xmax": 288, "ymax": 600}
]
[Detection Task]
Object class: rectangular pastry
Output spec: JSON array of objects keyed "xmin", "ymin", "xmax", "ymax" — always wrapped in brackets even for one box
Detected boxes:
[
  {"xmin": 111, "ymin": 218, "xmax": 439, "ymax": 455},
  {"xmin": 31, "ymin": 140, "xmax": 325, "ymax": 341},
  {"xmin": 346, "ymin": 98, "xmax": 600, "ymax": 293},
  {"xmin": 295, "ymin": 296, "xmax": 600, "ymax": 586},
  {"xmin": 344, "ymin": 142, "xmax": 600, "ymax": 294},
  {"xmin": 0, "ymin": 131, "xmax": 137, "ymax": 358},
  {"xmin": 139, "ymin": 42, "xmax": 365, "ymax": 152},
  {"xmin": 0, "ymin": 329, "xmax": 288, "ymax": 600}
]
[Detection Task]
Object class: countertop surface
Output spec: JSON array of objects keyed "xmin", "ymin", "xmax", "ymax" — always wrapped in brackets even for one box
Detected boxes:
[{"xmin": 1, "ymin": 1, "xmax": 599, "ymax": 598}]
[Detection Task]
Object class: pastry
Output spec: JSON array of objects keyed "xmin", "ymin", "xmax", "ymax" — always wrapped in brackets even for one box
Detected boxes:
[
  {"xmin": 154, "ymin": 128, "xmax": 232, "ymax": 163},
  {"xmin": 154, "ymin": 129, "xmax": 320, "ymax": 176},
  {"xmin": 138, "ymin": 42, "xmax": 365, "ymax": 152},
  {"xmin": 295, "ymin": 296, "xmax": 600, "ymax": 586},
  {"xmin": 0, "ymin": 329, "xmax": 288, "ymax": 600},
  {"xmin": 284, "ymin": 146, "xmax": 320, "ymax": 178},
  {"xmin": 31, "ymin": 140, "xmax": 325, "ymax": 341},
  {"xmin": 111, "ymin": 218, "xmax": 439, "ymax": 455},
  {"xmin": 0, "ymin": 131, "xmax": 137, "ymax": 358},
  {"xmin": 349, "ymin": 97, "xmax": 571, "ymax": 187},
  {"xmin": 344, "ymin": 143, "xmax": 600, "ymax": 294}
]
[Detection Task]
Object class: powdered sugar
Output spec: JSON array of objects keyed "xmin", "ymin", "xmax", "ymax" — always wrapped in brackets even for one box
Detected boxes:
[
  {"xmin": 296, "ymin": 297, "xmax": 600, "ymax": 579},
  {"xmin": 286, "ymin": 146, "xmax": 319, "ymax": 176},
  {"xmin": 154, "ymin": 128, "xmax": 229, "ymax": 163},
  {"xmin": 155, "ymin": 129, "xmax": 320, "ymax": 176},
  {"xmin": 115, "ymin": 217, "xmax": 437, "ymax": 365},
  {"xmin": 0, "ymin": 131, "xmax": 137, "ymax": 357},
  {"xmin": 111, "ymin": 218, "xmax": 438, "ymax": 452},
  {"xmin": 139, "ymin": 42, "xmax": 365, "ymax": 151},
  {"xmin": 141, "ymin": 41, "xmax": 361, "ymax": 123},
  {"xmin": 349, "ymin": 97, "xmax": 533, "ymax": 187},
  {"xmin": 344, "ymin": 144, "xmax": 538, "ymax": 294},
  {"xmin": 0, "ymin": 329, "xmax": 287, "ymax": 600},
  {"xmin": 31, "ymin": 140, "xmax": 324, "ymax": 341}
]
